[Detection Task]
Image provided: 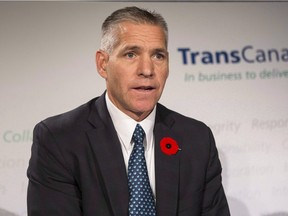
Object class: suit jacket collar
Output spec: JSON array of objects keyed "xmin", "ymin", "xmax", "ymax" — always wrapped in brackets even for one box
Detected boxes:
[
  {"xmin": 87, "ymin": 93, "xmax": 129, "ymax": 216},
  {"xmin": 154, "ymin": 104, "xmax": 180, "ymax": 216},
  {"xmin": 87, "ymin": 93, "xmax": 180, "ymax": 216}
]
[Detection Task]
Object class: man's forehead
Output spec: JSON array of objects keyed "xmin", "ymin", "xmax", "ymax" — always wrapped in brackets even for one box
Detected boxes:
[
  {"xmin": 116, "ymin": 23, "xmax": 166, "ymax": 47},
  {"xmin": 118, "ymin": 21, "xmax": 165, "ymax": 38}
]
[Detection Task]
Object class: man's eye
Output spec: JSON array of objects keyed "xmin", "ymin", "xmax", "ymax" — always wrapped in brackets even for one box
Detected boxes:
[
  {"xmin": 154, "ymin": 53, "xmax": 165, "ymax": 60},
  {"xmin": 125, "ymin": 52, "xmax": 136, "ymax": 58}
]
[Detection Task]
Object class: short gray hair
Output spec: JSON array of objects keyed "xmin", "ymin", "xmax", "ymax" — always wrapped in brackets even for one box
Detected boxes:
[{"xmin": 100, "ymin": 6, "xmax": 168, "ymax": 53}]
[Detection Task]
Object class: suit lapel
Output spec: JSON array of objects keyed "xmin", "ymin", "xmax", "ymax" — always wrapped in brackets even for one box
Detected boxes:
[
  {"xmin": 86, "ymin": 94, "xmax": 129, "ymax": 216},
  {"xmin": 154, "ymin": 105, "xmax": 180, "ymax": 216}
]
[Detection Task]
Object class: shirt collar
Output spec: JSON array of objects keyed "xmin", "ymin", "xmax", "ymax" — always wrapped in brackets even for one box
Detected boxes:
[{"xmin": 105, "ymin": 93, "xmax": 156, "ymax": 150}]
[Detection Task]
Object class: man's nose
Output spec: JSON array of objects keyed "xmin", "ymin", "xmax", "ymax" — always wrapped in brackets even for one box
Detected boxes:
[{"xmin": 138, "ymin": 55, "xmax": 154, "ymax": 77}]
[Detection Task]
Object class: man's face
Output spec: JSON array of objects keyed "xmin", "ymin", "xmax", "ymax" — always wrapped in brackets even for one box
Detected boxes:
[{"xmin": 97, "ymin": 22, "xmax": 169, "ymax": 121}]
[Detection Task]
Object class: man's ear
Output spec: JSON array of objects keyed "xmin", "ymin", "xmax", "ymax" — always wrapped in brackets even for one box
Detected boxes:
[{"xmin": 96, "ymin": 50, "xmax": 109, "ymax": 79}]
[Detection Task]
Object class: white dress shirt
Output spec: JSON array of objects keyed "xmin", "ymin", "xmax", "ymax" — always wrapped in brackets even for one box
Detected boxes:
[{"xmin": 105, "ymin": 93, "xmax": 156, "ymax": 197}]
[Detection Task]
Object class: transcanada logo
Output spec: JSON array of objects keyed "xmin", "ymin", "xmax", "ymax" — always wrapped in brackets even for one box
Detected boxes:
[{"xmin": 178, "ymin": 45, "xmax": 288, "ymax": 65}]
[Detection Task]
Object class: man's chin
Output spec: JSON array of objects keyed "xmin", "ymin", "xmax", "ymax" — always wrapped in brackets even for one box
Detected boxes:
[
  {"xmin": 130, "ymin": 104, "xmax": 155, "ymax": 120},
  {"xmin": 134, "ymin": 103, "xmax": 156, "ymax": 113}
]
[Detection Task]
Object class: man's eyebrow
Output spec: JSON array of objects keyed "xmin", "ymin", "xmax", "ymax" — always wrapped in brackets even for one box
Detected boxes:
[
  {"xmin": 121, "ymin": 46, "xmax": 167, "ymax": 53},
  {"xmin": 121, "ymin": 45, "xmax": 141, "ymax": 52},
  {"xmin": 154, "ymin": 48, "xmax": 168, "ymax": 53}
]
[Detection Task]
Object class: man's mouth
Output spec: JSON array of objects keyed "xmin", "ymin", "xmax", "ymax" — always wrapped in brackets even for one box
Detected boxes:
[{"xmin": 134, "ymin": 86, "xmax": 155, "ymax": 91}]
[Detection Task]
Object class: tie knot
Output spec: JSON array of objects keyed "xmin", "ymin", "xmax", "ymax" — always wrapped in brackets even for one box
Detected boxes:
[{"xmin": 132, "ymin": 124, "xmax": 145, "ymax": 144}]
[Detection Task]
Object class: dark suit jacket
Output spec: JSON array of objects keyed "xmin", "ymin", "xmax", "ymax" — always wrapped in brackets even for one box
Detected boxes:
[{"xmin": 27, "ymin": 93, "xmax": 230, "ymax": 215}]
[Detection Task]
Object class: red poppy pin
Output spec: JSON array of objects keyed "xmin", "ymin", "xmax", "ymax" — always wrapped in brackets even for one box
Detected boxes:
[{"xmin": 160, "ymin": 137, "xmax": 181, "ymax": 155}]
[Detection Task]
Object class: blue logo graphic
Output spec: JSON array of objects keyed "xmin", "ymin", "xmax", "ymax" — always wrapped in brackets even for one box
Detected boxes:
[{"xmin": 178, "ymin": 45, "xmax": 288, "ymax": 65}]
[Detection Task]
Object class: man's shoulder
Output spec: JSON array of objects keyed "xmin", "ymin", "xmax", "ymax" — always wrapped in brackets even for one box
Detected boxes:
[
  {"xmin": 40, "ymin": 97, "xmax": 99, "ymax": 131},
  {"xmin": 156, "ymin": 103, "xmax": 209, "ymax": 130}
]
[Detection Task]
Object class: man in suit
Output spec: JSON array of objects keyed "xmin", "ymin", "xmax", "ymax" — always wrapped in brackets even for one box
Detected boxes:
[{"xmin": 27, "ymin": 6, "xmax": 230, "ymax": 215}]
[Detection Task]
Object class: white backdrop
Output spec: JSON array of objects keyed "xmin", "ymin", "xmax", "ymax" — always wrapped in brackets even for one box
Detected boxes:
[{"xmin": 0, "ymin": 2, "xmax": 287, "ymax": 216}]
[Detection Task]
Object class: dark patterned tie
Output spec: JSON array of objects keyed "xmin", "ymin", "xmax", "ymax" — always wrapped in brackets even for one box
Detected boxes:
[{"xmin": 127, "ymin": 124, "xmax": 156, "ymax": 216}]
